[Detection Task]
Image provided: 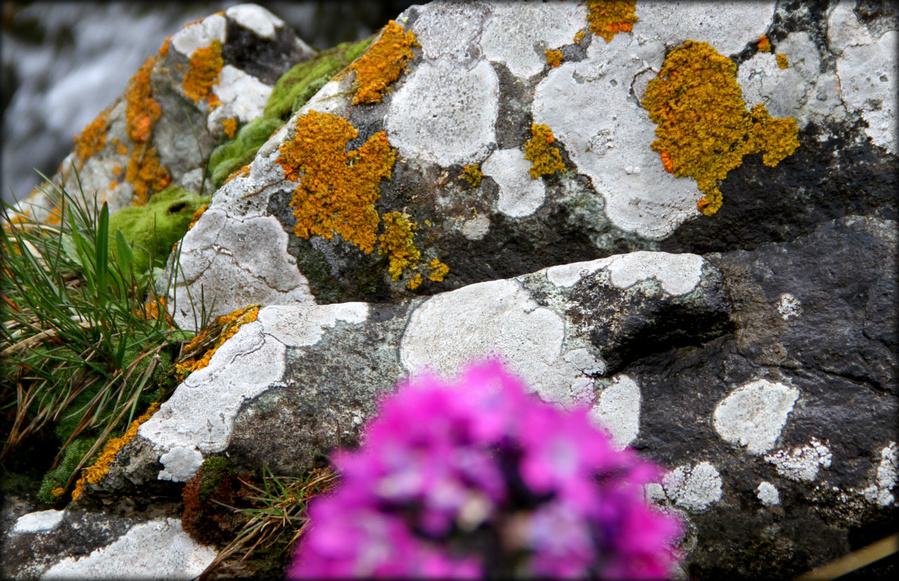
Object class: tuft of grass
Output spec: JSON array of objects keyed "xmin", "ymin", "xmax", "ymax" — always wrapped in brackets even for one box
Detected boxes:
[
  {"xmin": 196, "ymin": 465, "xmax": 337, "ymax": 580},
  {"xmin": 1, "ymin": 170, "xmax": 194, "ymax": 503}
]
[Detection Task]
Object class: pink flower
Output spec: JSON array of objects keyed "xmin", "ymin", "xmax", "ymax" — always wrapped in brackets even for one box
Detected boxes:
[{"xmin": 287, "ymin": 360, "xmax": 682, "ymax": 579}]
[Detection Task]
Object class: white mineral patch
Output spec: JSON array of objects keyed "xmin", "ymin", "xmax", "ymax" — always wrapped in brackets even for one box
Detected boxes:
[
  {"xmin": 634, "ymin": 1, "xmax": 776, "ymax": 56},
  {"xmin": 778, "ymin": 293, "xmax": 802, "ymax": 321},
  {"xmin": 42, "ymin": 518, "xmax": 217, "ymax": 580},
  {"xmin": 138, "ymin": 320, "xmax": 285, "ymax": 470},
  {"xmin": 386, "ymin": 57, "xmax": 498, "ymax": 167},
  {"xmin": 756, "ymin": 481, "xmax": 780, "ymax": 506},
  {"xmin": 256, "ymin": 303, "xmax": 369, "ymax": 347},
  {"xmin": 827, "ymin": 0, "xmax": 877, "ymax": 53},
  {"xmin": 862, "ymin": 442, "xmax": 897, "ymax": 506},
  {"xmin": 765, "ymin": 437, "xmax": 833, "ymax": 482},
  {"xmin": 296, "ymin": 74, "xmax": 354, "ymax": 119},
  {"xmin": 836, "ymin": 31, "xmax": 898, "ymax": 154},
  {"xmin": 481, "ymin": 148, "xmax": 545, "ymax": 217},
  {"xmin": 226, "ymin": 4, "xmax": 285, "ymax": 40},
  {"xmin": 737, "ymin": 32, "xmax": 844, "ymax": 129},
  {"xmin": 461, "ymin": 214, "xmax": 490, "ymax": 240},
  {"xmin": 481, "ymin": 1, "xmax": 586, "ymax": 79},
  {"xmin": 207, "ymin": 65, "xmax": 273, "ymax": 131},
  {"xmin": 605, "ymin": 251, "xmax": 704, "ymax": 295},
  {"xmin": 171, "ymin": 13, "xmax": 227, "ymax": 56},
  {"xmin": 589, "ymin": 374, "xmax": 641, "ymax": 450},
  {"xmin": 545, "ymin": 257, "xmax": 612, "ymax": 288},
  {"xmin": 713, "ymin": 379, "xmax": 800, "ymax": 454},
  {"xmin": 533, "ymin": 34, "xmax": 702, "ymax": 240},
  {"xmin": 545, "ymin": 252, "xmax": 704, "ymax": 295},
  {"xmin": 400, "ymin": 279, "xmax": 602, "ymax": 407},
  {"xmin": 12, "ymin": 510, "xmax": 65, "ymax": 534},
  {"xmin": 167, "ymin": 213, "xmax": 314, "ymax": 331},
  {"xmin": 157, "ymin": 447, "xmax": 205, "ymax": 482},
  {"xmin": 411, "ymin": 1, "xmax": 489, "ymax": 65},
  {"xmin": 662, "ymin": 462, "xmax": 724, "ymax": 511}
]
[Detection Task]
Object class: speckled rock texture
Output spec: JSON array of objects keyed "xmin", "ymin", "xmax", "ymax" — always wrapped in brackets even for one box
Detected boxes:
[{"xmin": 2, "ymin": 1, "xmax": 896, "ymax": 579}]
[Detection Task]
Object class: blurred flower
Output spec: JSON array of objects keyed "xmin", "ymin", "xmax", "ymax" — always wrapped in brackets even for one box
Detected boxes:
[{"xmin": 287, "ymin": 360, "xmax": 682, "ymax": 579}]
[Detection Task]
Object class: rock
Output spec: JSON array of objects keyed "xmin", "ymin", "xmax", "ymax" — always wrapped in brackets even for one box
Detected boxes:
[
  {"xmin": 12, "ymin": 4, "xmax": 315, "ymax": 224},
  {"xmin": 1, "ymin": 508, "xmax": 215, "ymax": 580},
  {"xmin": 2, "ymin": 1, "xmax": 896, "ymax": 579}
]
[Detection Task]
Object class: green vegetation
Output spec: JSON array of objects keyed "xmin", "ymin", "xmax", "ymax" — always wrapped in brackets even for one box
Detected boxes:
[
  {"xmin": 207, "ymin": 36, "xmax": 373, "ymax": 189},
  {"xmin": 1, "ymin": 173, "xmax": 193, "ymax": 505}
]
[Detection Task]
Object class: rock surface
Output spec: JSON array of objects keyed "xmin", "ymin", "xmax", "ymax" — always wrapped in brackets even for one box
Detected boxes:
[{"xmin": 2, "ymin": 1, "xmax": 896, "ymax": 579}]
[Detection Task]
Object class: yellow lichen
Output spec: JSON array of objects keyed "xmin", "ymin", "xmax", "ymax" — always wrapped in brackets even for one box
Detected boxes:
[
  {"xmin": 347, "ymin": 20, "xmax": 417, "ymax": 105},
  {"xmin": 71, "ymin": 402, "xmax": 160, "ymax": 501},
  {"xmin": 460, "ymin": 164, "xmax": 483, "ymax": 187},
  {"xmin": 545, "ymin": 48, "xmax": 564, "ymax": 68},
  {"xmin": 586, "ymin": 0, "xmax": 638, "ymax": 43},
  {"xmin": 776, "ymin": 53, "xmax": 788, "ymax": 69},
  {"xmin": 175, "ymin": 305, "xmax": 260, "ymax": 380},
  {"xmin": 574, "ymin": 31, "xmax": 586, "ymax": 44},
  {"xmin": 378, "ymin": 211, "xmax": 421, "ymax": 281},
  {"xmin": 221, "ymin": 117, "xmax": 238, "ymax": 138},
  {"xmin": 51, "ymin": 487, "xmax": 65, "ymax": 498},
  {"xmin": 524, "ymin": 124, "xmax": 566, "ymax": 179},
  {"xmin": 642, "ymin": 40, "xmax": 799, "ymax": 216},
  {"xmin": 758, "ymin": 35, "xmax": 771, "ymax": 52},
  {"xmin": 428, "ymin": 258, "xmax": 449, "ymax": 282},
  {"xmin": 183, "ymin": 40, "xmax": 224, "ymax": 103},
  {"xmin": 407, "ymin": 273, "xmax": 423, "ymax": 290},
  {"xmin": 74, "ymin": 109, "xmax": 110, "ymax": 165},
  {"xmin": 278, "ymin": 110, "xmax": 395, "ymax": 254}
]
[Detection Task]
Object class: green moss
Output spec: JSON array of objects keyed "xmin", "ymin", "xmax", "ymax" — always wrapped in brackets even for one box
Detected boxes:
[
  {"xmin": 198, "ymin": 456, "xmax": 234, "ymax": 501},
  {"xmin": 38, "ymin": 436, "xmax": 95, "ymax": 504},
  {"xmin": 208, "ymin": 117, "xmax": 283, "ymax": 188},
  {"xmin": 264, "ymin": 37, "xmax": 374, "ymax": 121},
  {"xmin": 107, "ymin": 186, "xmax": 211, "ymax": 274}
]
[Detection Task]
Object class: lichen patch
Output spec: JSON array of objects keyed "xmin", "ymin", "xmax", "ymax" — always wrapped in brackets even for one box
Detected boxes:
[
  {"xmin": 713, "ymin": 379, "xmax": 799, "ymax": 454},
  {"xmin": 765, "ymin": 437, "xmax": 833, "ymax": 482}
]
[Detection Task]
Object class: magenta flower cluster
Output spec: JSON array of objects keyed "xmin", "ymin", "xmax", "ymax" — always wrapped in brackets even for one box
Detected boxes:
[{"xmin": 287, "ymin": 361, "xmax": 682, "ymax": 579}]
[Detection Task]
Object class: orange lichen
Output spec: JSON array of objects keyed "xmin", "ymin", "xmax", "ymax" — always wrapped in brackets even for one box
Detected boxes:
[
  {"xmin": 175, "ymin": 305, "xmax": 260, "ymax": 380},
  {"xmin": 225, "ymin": 165, "xmax": 251, "ymax": 184},
  {"xmin": 71, "ymin": 402, "xmax": 160, "ymax": 501},
  {"xmin": 183, "ymin": 40, "xmax": 224, "ymax": 103},
  {"xmin": 73, "ymin": 109, "xmax": 110, "ymax": 164},
  {"xmin": 126, "ymin": 145, "xmax": 171, "ymax": 205},
  {"xmin": 278, "ymin": 110, "xmax": 395, "ymax": 253},
  {"xmin": 428, "ymin": 258, "xmax": 449, "ymax": 283},
  {"xmin": 189, "ymin": 204, "xmax": 208, "ymax": 230},
  {"xmin": 51, "ymin": 487, "xmax": 65, "ymax": 498},
  {"xmin": 642, "ymin": 40, "xmax": 799, "ymax": 216},
  {"xmin": 159, "ymin": 35, "xmax": 172, "ymax": 58},
  {"xmin": 659, "ymin": 150, "xmax": 674, "ymax": 173},
  {"xmin": 574, "ymin": 31, "xmax": 586, "ymax": 44},
  {"xmin": 757, "ymin": 35, "xmax": 771, "ymax": 52},
  {"xmin": 112, "ymin": 163, "xmax": 123, "ymax": 176},
  {"xmin": 545, "ymin": 48, "xmax": 564, "ymax": 67},
  {"xmin": 378, "ymin": 212, "xmax": 421, "ymax": 281},
  {"xmin": 524, "ymin": 124, "xmax": 566, "ymax": 179},
  {"xmin": 776, "ymin": 53, "xmax": 788, "ymax": 69},
  {"xmin": 108, "ymin": 181, "xmax": 118, "ymax": 190},
  {"xmin": 125, "ymin": 56, "xmax": 162, "ymax": 144},
  {"xmin": 586, "ymin": 0, "xmax": 638, "ymax": 42},
  {"xmin": 347, "ymin": 20, "xmax": 417, "ymax": 105},
  {"xmin": 221, "ymin": 117, "xmax": 238, "ymax": 138},
  {"xmin": 116, "ymin": 142, "xmax": 128, "ymax": 156},
  {"xmin": 460, "ymin": 164, "xmax": 483, "ymax": 187}
]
